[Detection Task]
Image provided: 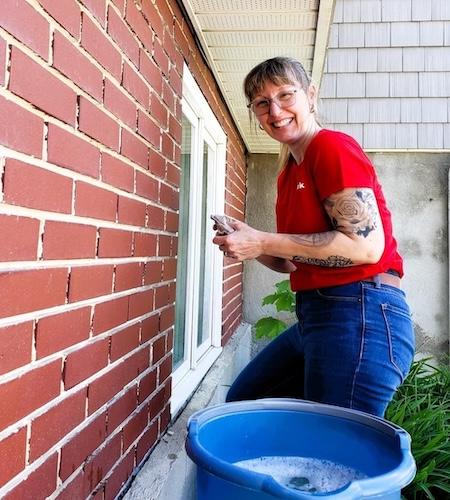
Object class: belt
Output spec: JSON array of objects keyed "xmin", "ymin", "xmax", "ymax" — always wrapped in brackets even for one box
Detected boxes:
[{"xmin": 364, "ymin": 272, "xmax": 401, "ymax": 289}]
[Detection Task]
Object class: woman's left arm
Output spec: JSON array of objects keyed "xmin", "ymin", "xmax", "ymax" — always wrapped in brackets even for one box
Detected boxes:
[{"xmin": 213, "ymin": 187, "xmax": 385, "ymax": 267}]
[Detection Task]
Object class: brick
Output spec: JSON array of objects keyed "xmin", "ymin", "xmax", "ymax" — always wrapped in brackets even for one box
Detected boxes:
[
  {"xmin": 121, "ymin": 129, "xmax": 148, "ymax": 168},
  {"xmin": 78, "ymin": 97, "xmax": 120, "ymax": 150},
  {"xmin": 151, "ymin": 335, "xmax": 165, "ymax": 363},
  {"xmin": 0, "ymin": 37, "xmax": 6, "ymax": 86},
  {"xmin": 30, "ymin": 389, "xmax": 87, "ymax": 460},
  {"xmin": 101, "ymin": 153, "xmax": 134, "ymax": 192},
  {"xmin": 114, "ymin": 263, "xmax": 143, "ymax": 292},
  {"xmin": 134, "ymin": 233, "xmax": 157, "ymax": 257},
  {"xmin": 60, "ymin": 411, "xmax": 106, "ymax": 480},
  {"xmin": 159, "ymin": 182, "xmax": 178, "ymax": 210},
  {"xmin": 97, "ymin": 228, "xmax": 133, "ymax": 257},
  {"xmin": 68, "ymin": 265, "xmax": 114, "ymax": 302},
  {"xmin": 47, "ymin": 123, "xmax": 100, "ymax": 178},
  {"xmin": 160, "ymin": 305, "xmax": 174, "ymax": 332},
  {"xmin": 153, "ymin": 38, "xmax": 169, "ymax": 77},
  {"xmin": 155, "ymin": 284, "xmax": 173, "ymax": 310},
  {"xmin": 92, "ymin": 296, "xmax": 129, "ymax": 334},
  {"xmin": 168, "ymin": 114, "xmax": 182, "ymax": 143},
  {"xmin": 137, "ymin": 110, "xmax": 159, "ymax": 148},
  {"xmin": 159, "ymin": 355, "xmax": 171, "ymax": 383},
  {"xmin": 162, "ymin": 258, "xmax": 176, "ymax": 281},
  {"xmin": 0, "ymin": 95, "xmax": 43, "ymax": 157},
  {"xmin": 136, "ymin": 171, "xmax": 158, "ymax": 200},
  {"xmin": 110, "ymin": 324, "xmax": 140, "ymax": 361},
  {"xmin": 165, "ymin": 162, "xmax": 180, "ymax": 187},
  {"xmin": 157, "ymin": 234, "xmax": 172, "ymax": 257},
  {"xmin": 150, "ymin": 92, "xmax": 168, "ymax": 127},
  {"xmin": 143, "ymin": 261, "xmax": 162, "ymax": 286},
  {"xmin": 0, "ymin": 269, "xmax": 68, "ymax": 319},
  {"xmin": 111, "ymin": 0, "xmax": 125, "ymax": 14},
  {"xmin": 4, "ymin": 454, "xmax": 58, "ymax": 500},
  {"xmin": 118, "ymin": 196, "xmax": 146, "ymax": 226},
  {"xmin": 149, "ymin": 386, "xmax": 165, "ymax": 420},
  {"xmin": 0, "ymin": 360, "xmax": 61, "ymax": 431},
  {"xmin": 107, "ymin": 386, "xmax": 137, "ymax": 434},
  {"xmin": 0, "ymin": 0, "xmax": 49, "ymax": 59},
  {"xmin": 129, "ymin": 289, "xmax": 154, "ymax": 319},
  {"xmin": 38, "ymin": 0, "xmax": 81, "ymax": 39},
  {"xmin": 43, "ymin": 221, "xmax": 97, "ymax": 260},
  {"xmin": 104, "ymin": 449, "xmax": 134, "ymax": 500},
  {"xmin": 122, "ymin": 405, "xmax": 148, "ymax": 450},
  {"xmin": 0, "ymin": 427, "xmax": 26, "ymax": 487},
  {"xmin": 81, "ymin": 13, "xmax": 121, "ymax": 79},
  {"xmin": 36, "ymin": 307, "xmax": 91, "ymax": 358},
  {"xmin": 82, "ymin": 433, "xmax": 121, "ymax": 495},
  {"xmin": 107, "ymin": 6, "xmax": 139, "ymax": 67},
  {"xmin": 56, "ymin": 473, "xmax": 85, "ymax": 500},
  {"xmin": 139, "ymin": 49, "xmax": 162, "ymax": 94},
  {"xmin": 162, "ymin": 80, "xmax": 175, "ymax": 111},
  {"xmin": 148, "ymin": 149, "xmax": 166, "ymax": 178},
  {"xmin": 142, "ymin": 0, "xmax": 164, "ymax": 40},
  {"xmin": 136, "ymin": 419, "xmax": 158, "ymax": 463},
  {"xmin": 140, "ymin": 314, "xmax": 159, "ymax": 343},
  {"xmin": 138, "ymin": 369, "xmax": 156, "ymax": 403},
  {"xmin": 122, "ymin": 62, "xmax": 150, "ymax": 108},
  {"xmin": 125, "ymin": 1, "xmax": 153, "ymax": 50},
  {"xmin": 104, "ymin": 79, "xmax": 137, "ymax": 129},
  {"xmin": 0, "ymin": 322, "xmax": 33, "ymax": 375},
  {"xmin": 3, "ymin": 159, "xmax": 72, "ymax": 213},
  {"xmin": 64, "ymin": 338, "xmax": 109, "ymax": 389},
  {"xmin": 0, "ymin": 215, "xmax": 39, "ymax": 261},
  {"xmin": 146, "ymin": 205, "xmax": 164, "ymax": 230},
  {"xmin": 80, "ymin": 0, "xmax": 106, "ymax": 26},
  {"xmin": 9, "ymin": 47, "xmax": 77, "ymax": 125},
  {"xmin": 53, "ymin": 31, "xmax": 103, "ymax": 101},
  {"xmin": 74, "ymin": 181, "xmax": 117, "ymax": 221}
]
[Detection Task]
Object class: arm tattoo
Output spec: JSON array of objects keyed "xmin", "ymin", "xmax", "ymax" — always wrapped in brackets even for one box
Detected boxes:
[
  {"xmin": 292, "ymin": 255, "xmax": 354, "ymax": 267},
  {"xmin": 324, "ymin": 188, "xmax": 378, "ymax": 238}
]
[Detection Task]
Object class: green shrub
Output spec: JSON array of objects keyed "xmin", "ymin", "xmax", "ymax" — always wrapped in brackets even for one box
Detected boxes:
[{"xmin": 386, "ymin": 359, "xmax": 450, "ymax": 499}]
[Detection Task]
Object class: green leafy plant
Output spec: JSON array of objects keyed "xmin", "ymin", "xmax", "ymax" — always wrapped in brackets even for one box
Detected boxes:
[
  {"xmin": 386, "ymin": 358, "xmax": 450, "ymax": 499},
  {"xmin": 254, "ymin": 280, "xmax": 295, "ymax": 339}
]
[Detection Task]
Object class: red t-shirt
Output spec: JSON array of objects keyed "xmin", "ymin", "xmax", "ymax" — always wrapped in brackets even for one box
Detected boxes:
[{"xmin": 276, "ymin": 129, "xmax": 403, "ymax": 291}]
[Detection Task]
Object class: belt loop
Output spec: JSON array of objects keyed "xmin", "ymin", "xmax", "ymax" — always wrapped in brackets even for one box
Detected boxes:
[{"xmin": 374, "ymin": 274, "xmax": 381, "ymax": 288}]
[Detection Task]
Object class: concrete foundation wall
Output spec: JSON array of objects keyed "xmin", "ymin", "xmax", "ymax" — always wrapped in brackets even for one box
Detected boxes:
[{"xmin": 243, "ymin": 152, "xmax": 450, "ymax": 358}]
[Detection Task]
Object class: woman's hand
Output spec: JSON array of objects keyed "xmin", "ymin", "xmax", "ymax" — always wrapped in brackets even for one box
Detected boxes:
[{"xmin": 213, "ymin": 220, "xmax": 265, "ymax": 261}]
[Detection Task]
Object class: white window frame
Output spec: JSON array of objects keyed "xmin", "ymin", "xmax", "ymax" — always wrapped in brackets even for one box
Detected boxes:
[{"xmin": 171, "ymin": 64, "xmax": 227, "ymax": 417}]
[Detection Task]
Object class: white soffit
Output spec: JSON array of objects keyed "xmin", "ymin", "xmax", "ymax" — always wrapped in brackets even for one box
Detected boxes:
[{"xmin": 181, "ymin": 0, "xmax": 335, "ymax": 153}]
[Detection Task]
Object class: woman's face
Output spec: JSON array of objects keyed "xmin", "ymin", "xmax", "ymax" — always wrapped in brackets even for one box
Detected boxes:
[{"xmin": 252, "ymin": 80, "xmax": 315, "ymax": 145}]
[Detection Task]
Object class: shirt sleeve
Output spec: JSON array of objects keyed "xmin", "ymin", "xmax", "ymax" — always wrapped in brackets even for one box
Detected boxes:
[{"xmin": 309, "ymin": 131, "xmax": 375, "ymax": 200}]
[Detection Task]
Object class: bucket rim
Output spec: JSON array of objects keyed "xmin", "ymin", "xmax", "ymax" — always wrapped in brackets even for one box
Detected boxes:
[{"xmin": 186, "ymin": 399, "xmax": 416, "ymax": 498}]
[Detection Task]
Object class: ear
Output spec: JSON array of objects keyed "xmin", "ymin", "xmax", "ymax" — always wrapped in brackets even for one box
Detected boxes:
[{"xmin": 306, "ymin": 84, "xmax": 317, "ymax": 107}]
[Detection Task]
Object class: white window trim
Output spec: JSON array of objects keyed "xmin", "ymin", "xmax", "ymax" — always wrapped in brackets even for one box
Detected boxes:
[{"xmin": 171, "ymin": 64, "xmax": 227, "ymax": 417}]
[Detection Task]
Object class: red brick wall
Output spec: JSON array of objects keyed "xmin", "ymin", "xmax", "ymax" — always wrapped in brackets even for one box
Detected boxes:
[{"xmin": 0, "ymin": 0, "xmax": 246, "ymax": 498}]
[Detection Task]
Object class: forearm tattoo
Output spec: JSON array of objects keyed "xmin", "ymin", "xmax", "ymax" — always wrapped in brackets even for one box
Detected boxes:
[
  {"xmin": 287, "ymin": 189, "xmax": 377, "ymax": 267},
  {"xmin": 324, "ymin": 188, "xmax": 378, "ymax": 237},
  {"xmin": 292, "ymin": 255, "xmax": 354, "ymax": 267}
]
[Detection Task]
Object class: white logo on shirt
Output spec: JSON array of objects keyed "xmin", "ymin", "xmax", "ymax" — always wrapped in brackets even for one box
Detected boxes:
[{"xmin": 296, "ymin": 182, "xmax": 305, "ymax": 190}]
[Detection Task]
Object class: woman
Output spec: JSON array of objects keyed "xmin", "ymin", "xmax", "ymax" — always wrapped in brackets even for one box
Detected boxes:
[{"xmin": 213, "ymin": 57, "xmax": 415, "ymax": 417}]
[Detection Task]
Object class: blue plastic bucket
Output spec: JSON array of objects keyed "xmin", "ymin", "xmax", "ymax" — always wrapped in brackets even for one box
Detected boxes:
[{"xmin": 186, "ymin": 399, "xmax": 416, "ymax": 499}]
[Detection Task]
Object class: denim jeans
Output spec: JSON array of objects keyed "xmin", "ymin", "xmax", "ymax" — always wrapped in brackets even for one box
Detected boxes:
[{"xmin": 226, "ymin": 280, "xmax": 415, "ymax": 417}]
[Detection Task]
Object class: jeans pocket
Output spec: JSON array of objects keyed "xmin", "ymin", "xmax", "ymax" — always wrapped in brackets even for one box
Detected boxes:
[{"xmin": 382, "ymin": 303, "xmax": 415, "ymax": 382}]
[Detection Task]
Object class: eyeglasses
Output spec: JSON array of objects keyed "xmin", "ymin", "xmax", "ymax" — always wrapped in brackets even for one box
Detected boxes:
[{"xmin": 247, "ymin": 89, "xmax": 298, "ymax": 116}]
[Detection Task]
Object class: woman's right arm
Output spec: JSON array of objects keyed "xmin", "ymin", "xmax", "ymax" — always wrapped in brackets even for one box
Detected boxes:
[{"xmin": 256, "ymin": 255, "xmax": 297, "ymax": 273}]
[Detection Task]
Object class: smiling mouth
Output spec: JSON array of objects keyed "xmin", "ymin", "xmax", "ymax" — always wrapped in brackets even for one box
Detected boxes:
[{"xmin": 272, "ymin": 118, "xmax": 293, "ymax": 128}]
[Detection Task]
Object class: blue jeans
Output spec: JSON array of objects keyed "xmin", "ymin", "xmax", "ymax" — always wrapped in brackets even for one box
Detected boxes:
[{"xmin": 226, "ymin": 280, "xmax": 415, "ymax": 417}]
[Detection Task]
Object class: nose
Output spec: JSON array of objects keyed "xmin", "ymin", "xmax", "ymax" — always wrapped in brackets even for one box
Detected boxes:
[{"xmin": 268, "ymin": 100, "xmax": 282, "ymax": 116}]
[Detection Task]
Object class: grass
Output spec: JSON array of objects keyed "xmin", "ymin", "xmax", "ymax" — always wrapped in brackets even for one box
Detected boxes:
[{"xmin": 385, "ymin": 359, "xmax": 450, "ymax": 499}]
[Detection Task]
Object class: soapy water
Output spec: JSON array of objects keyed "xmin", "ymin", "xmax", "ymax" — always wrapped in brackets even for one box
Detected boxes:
[{"xmin": 233, "ymin": 456, "xmax": 368, "ymax": 493}]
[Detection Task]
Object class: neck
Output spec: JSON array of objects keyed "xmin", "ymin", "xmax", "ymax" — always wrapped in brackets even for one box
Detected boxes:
[{"xmin": 289, "ymin": 121, "xmax": 321, "ymax": 164}]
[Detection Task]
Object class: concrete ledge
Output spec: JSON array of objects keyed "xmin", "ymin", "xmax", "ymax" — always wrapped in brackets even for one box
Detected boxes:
[{"xmin": 121, "ymin": 322, "xmax": 252, "ymax": 500}]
